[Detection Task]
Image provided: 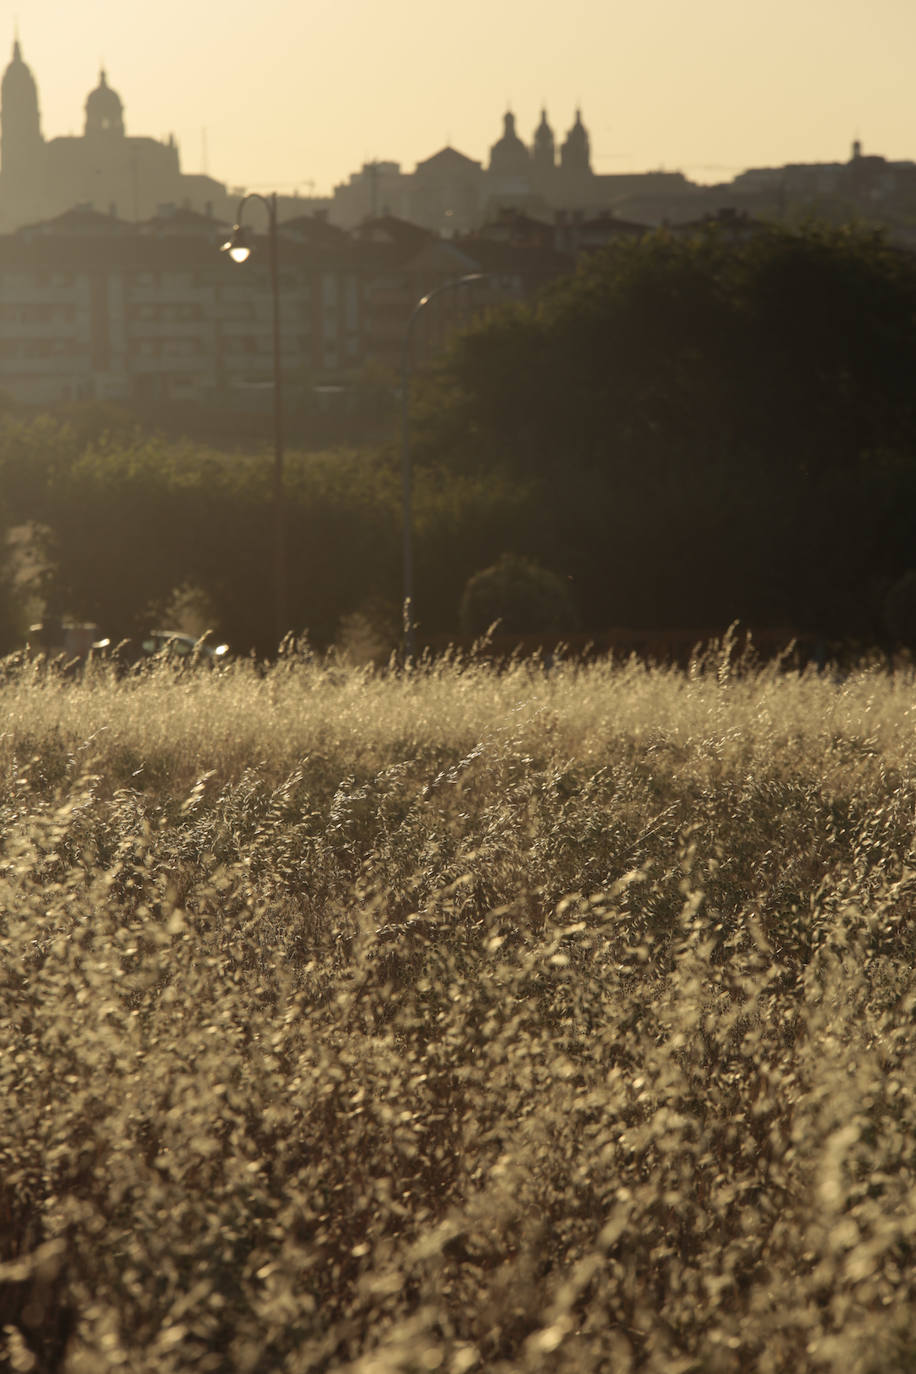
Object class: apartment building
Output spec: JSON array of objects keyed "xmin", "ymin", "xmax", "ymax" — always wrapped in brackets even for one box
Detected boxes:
[
  {"xmin": 0, "ymin": 206, "xmax": 367, "ymax": 405},
  {"xmin": 0, "ymin": 205, "xmax": 574, "ymax": 408}
]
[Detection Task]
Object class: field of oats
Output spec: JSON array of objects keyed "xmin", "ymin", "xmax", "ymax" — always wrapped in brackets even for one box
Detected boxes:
[{"xmin": 1, "ymin": 645, "xmax": 915, "ymax": 1374}]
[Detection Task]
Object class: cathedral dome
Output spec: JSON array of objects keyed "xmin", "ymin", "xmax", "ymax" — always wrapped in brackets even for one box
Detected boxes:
[
  {"xmin": 489, "ymin": 110, "xmax": 530, "ymax": 177},
  {"xmin": 85, "ymin": 69, "xmax": 124, "ymax": 136}
]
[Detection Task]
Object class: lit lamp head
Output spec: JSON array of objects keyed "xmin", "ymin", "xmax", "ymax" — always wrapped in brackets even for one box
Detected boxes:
[{"xmin": 220, "ymin": 225, "xmax": 251, "ymax": 264}]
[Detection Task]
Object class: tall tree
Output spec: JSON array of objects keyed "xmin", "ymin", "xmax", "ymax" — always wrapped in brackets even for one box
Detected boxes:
[{"xmin": 412, "ymin": 223, "xmax": 916, "ymax": 634}]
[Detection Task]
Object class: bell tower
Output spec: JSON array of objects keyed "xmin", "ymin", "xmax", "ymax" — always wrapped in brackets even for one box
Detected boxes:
[
  {"xmin": 560, "ymin": 108, "xmax": 592, "ymax": 175},
  {"xmin": 85, "ymin": 70, "xmax": 126, "ymax": 137},
  {"xmin": 489, "ymin": 110, "xmax": 531, "ymax": 178},
  {"xmin": 1, "ymin": 38, "xmax": 45, "ymax": 223},
  {"xmin": 532, "ymin": 108, "xmax": 555, "ymax": 174},
  {"xmin": 1, "ymin": 39, "xmax": 43, "ymax": 180}
]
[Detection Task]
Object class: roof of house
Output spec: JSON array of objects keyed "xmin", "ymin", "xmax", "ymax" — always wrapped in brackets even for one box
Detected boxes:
[
  {"xmin": 453, "ymin": 234, "xmax": 572, "ymax": 277},
  {"xmin": 138, "ymin": 206, "xmax": 227, "ymax": 235},
  {"xmin": 277, "ymin": 214, "xmax": 348, "ymax": 244},
  {"xmin": 476, "ymin": 207, "xmax": 554, "ymax": 243},
  {"xmin": 571, "ymin": 213, "xmax": 649, "ymax": 234},
  {"xmin": 18, "ymin": 206, "xmax": 134, "ymax": 236},
  {"xmin": 670, "ymin": 207, "xmax": 770, "ymax": 234},
  {"xmin": 355, "ymin": 214, "xmax": 438, "ymax": 248}
]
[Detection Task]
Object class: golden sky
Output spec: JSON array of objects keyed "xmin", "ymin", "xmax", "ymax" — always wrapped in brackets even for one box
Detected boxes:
[{"xmin": 10, "ymin": 0, "xmax": 916, "ymax": 194}]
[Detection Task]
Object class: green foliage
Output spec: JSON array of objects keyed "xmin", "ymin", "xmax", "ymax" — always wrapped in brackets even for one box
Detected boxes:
[
  {"xmin": 412, "ymin": 465, "xmax": 547, "ymax": 637},
  {"xmin": 427, "ymin": 223, "xmax": 916, "ymax": 478},
  {"xmin": 0, "ymin": 221, "xmax": 914, "ymax": 654},
  {"xmin": 416, "ymin": 223, "xmax": 916, "ymax": 637},
  {"xmin": 0, "ymin": 414, "xmax": 555, "ymax": 651},
  {"xmin": 1, "ymin": 655, "xmax": 916, "ymax": 1371},
  {"xmin": 459, "ymin": 552, "xmax": 578, "ymax": 636},
  {"xmin": 0, "ymin": 417, "xmax": 407, "ymax": 655},
  {"xmin": 0, "ymin": 566, "xmax": 26, "ymax": 653}
]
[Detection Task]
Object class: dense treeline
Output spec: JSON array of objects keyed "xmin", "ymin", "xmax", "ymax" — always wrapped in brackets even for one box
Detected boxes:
[
  {"xmin": 0, "ymin": 417, "xmax": 526, "ymax": 656},
  {"xmin": 415, "ymin": 221, "xmax": 916, "ymax": 642},
  {"xmin": 0, "ymin": 421, "xmax": 397, "ymax": 654},
  {"xmin": 1, "ymin": 221, "xmax": 915, "ymax": 654}
]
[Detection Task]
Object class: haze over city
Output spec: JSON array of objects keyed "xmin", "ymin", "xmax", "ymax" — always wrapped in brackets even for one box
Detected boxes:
[{"xmin": 11, "ymin": 0, "xmax": 916, "ymax": 195}]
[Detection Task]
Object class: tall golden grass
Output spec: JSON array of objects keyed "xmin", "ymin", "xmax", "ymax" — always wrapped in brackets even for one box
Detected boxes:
[{"xmin": 1, "ymin": 644, "xmax": 914, "ymax": 1372}]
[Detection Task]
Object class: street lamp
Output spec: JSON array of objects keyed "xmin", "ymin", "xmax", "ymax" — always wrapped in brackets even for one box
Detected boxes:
[
  {"xmin": 400, "ymin": 272, "xmax": 486, "ymax": 662},
  {"xmin": 221, "ymin": 191, "xmax": 286, "ymax": 650}
]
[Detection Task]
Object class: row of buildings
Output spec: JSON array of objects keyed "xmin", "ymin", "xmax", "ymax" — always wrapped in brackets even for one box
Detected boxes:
[
  {"xmin": 5, "ymin": 179, "xmax": 913, "ymax": 409},
  {"xmin": 8, "ymin": 38, "xmax": 915, "ymax": 244},
  {"xmin": 0, "ymin": 38, "xmax": 691, "ymax": 236},
  {"xmin": 1, "ymin": 36, "xmax": 915, "ymax": 410},
  {"xmin": 327, "ymin": 110, "xmax": 696, "ymax": 233},
  {"xmin": 0, "ymin": 203, "xmax": 590, "ymax": 407}
]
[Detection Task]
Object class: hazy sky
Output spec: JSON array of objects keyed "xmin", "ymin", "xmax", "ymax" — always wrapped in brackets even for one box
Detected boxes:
[{"xmin": 9, "ymin": 0, "xmax": 916, "ymax": 194}]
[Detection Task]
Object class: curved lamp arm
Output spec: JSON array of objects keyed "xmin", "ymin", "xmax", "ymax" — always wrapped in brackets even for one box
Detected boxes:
[
  {"xmin": 221, "ymin": 191, "xmax": 278, "ymax": 263},
  {"xmin": 400, "ymin": 272, "xmax": 486, "ymax": 378}
]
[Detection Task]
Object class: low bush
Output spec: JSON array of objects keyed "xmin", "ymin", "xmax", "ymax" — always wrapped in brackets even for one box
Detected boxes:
[{"xmin": 459, "ymin": 553, "xmax": 578, "ymax": 638}]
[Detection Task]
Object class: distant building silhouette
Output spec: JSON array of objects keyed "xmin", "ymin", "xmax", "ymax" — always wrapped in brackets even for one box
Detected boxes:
[
  {"xmin": 330, "ymin": 107, "xmax": 694, "ymax": 233},
  {"xmin": 1, "ymin": 47, "xmax": 915, "ymax": 411},
  {"xmin": 3, "ymin": 45, "xmax": 915, "ymax": 244},
  {"xmin": 0, "ymin": 40, "xmax": 230, "ymax": 228},
  {"xmin": 0, "ymin": 200, "xmax": 570, "ymax": 407},
  {"xmin": 489, "ymin": 110, "xmax": 530, "ymax": 181},
  {"xmin": 532, "ymin": 109, "xmax": 555, "ymax": 177}
]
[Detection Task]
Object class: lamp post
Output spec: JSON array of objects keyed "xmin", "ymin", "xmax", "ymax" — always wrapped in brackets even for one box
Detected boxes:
[
  {"xmin": 221, "ymin": 191, "xmax": 286, "ymax": 650},
  {"xmin": 400, "ymin": 272, "xmax": 485, "ymax": 663}
]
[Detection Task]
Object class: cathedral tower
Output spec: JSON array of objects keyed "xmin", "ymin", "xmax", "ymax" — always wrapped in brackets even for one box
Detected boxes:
[
  {"xmin": 1, "ymin": 40, "xmax": 43, "ymax": 181},
  {"xmin": 489, "ymin": 110, "xmax": 530, "ymax": 178},
  {"xmin": 532, "ymin": 108, "xmax": 555, "ymax": 174},
  {"xmin": 85, "ymin": 70, "xmax": 125, "ymax": 137},
  {"xmin": 560, "ymin": 108, "xmax": 591, "ymax": 175}
]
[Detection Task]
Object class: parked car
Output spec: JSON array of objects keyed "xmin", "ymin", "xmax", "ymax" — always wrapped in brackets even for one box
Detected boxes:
[
  {"xmin": 25, "ymin": 620, "xmax": 108, "ymax": 669},
  {"xmin": 136, "ymin": 631, "xmax": 230, "ymax": 664},
  {"xmin": 89, "ymin": 630, "xmax": 231, "ymax": 672},
  {"xmin": 24, "ymin": 624, "xmax": 230, "ymax": 674}
]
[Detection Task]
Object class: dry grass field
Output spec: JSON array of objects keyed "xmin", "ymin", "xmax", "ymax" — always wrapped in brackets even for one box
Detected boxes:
[{"xmin": 1, "ymin": 642, "xmax": 915, "ymax": 1373}]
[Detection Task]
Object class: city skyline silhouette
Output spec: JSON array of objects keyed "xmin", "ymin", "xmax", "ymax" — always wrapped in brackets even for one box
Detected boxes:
[{"xmin": 9, "ymin": 0, "xmax": 915, "ymax": 199}]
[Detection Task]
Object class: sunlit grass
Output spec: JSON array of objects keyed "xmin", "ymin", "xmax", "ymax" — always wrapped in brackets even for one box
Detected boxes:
[{"xmin": 1, "ymin": 645, "xmax": 915, "ymax": 1372}]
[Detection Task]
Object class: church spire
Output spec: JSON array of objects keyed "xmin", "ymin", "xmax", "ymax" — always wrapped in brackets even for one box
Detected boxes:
[
  {"xmin": 560, "ymin": 107, "xmax": 591, "ymax": 174},
  {"xmin": 533, "ymin": 107, "xmax": 555, "ymax": 172},
  {"xmin": 1, "ymin": 33, "xmax": 43, "ymax": 194}
]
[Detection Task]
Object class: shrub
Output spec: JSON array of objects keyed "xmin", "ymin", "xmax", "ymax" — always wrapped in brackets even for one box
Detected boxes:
[{"xmin": 459, "ymin": 552, "xmax": 577, "ymax": 637}]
